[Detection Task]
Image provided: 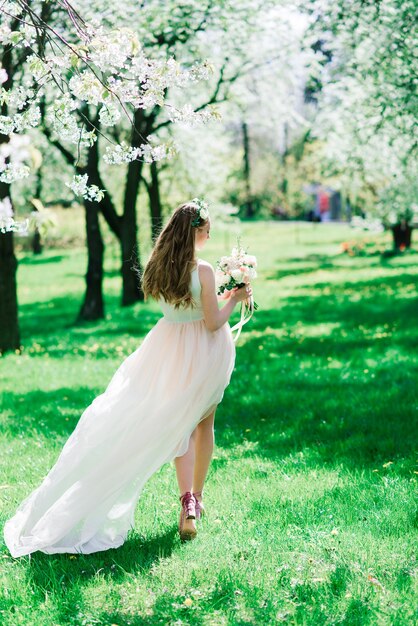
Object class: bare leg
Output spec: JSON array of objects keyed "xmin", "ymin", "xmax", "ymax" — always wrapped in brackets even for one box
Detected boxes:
[
  {"xmin": 174, "ymin": 429, "xmax": 198, "ymax": 537},
  {"xmin": 192, "ymin": 408, "xmax": 216, "ymax": 500},
  {"xmin": 174, "ymin": 428, "xmax": 197, "ymax": 495}
]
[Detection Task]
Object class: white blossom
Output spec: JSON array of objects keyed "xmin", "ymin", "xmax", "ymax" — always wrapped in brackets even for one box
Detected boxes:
[
  {"xmin": 66, "ymin": 174, "xmax": 105, "ymax": 202},
  {"xmin": 0, "ymin": 9, "xmax": 221, "ymax": 194},
  {"xmin": 47, "ymin": 53, "xmax": 73, "ymax": 71},
  {"xmin": 99, "ymin": 103, "xmax": 121, "ymax": 127},
  {"xmin": 12, "ymin": 106, "xmax": 41, "ymax": 132},
  {"xmin": 0, "ymin": 163, "xmax": 30, "ymax": 183},
  {"xmin": 27, "ymin": 54, "xmax": 49, "ymax": 81},
  {"xmin": 103, "ymin": 142, "xmax": 176, "ymax": 165},
  {"xmin": 130, "ymin": 53, "xmax": 155, "ymax": 83},
  {"xmin": 1, "ymin": 85, "xmax": 34, "ymax": 110},
  {"xmin": 88, "ymin": 28, "xmax": 141, "ymax": 73},
  {"xmin": 188, "ymin": 61, "xmax": 214, "ymax": 83},
  {"xmin": 1, "ymin": 2, "xmax": 23, "ymax": 17},
  {"xmin": 167, "ymin": 104, "xmax": 221, "ymax": 126},
  {"xmin": 47, "ymin": 97, "xmax": 94, "ymax": 145},
  {"xmin": 140, "ymin": 143, "xmax": 177, "ymax": 163},
  {"xmin": 0, "ymin": 23, "xmax": 12, "ymax": 45},
  {"xmin": 0, "ymin": 197, "xmax": 30, "ymax": 234},
  {"xmin": 0, "ymin": 115, "xmax": 15, "ymax": 135},
  {"xmin": 69, "ymin": 72, "xmax": 104, "ymax": 106},
  {"xmin": 0, "ymin": 196, "xmax": 13, "ymax": 219},
  {"xmin": 0, "ymin": 216, "xmax": 29, "ymax": 234},
  {"xmin": 21, "ymin": 24, "xmax": 36, "ymax": 47},
  {"xmin": 0, "ymin": 133, "xmax": 32, "ymax": 182},
  {"xmin": 107, "ymin": 75, "xmax": 159, "ymax": 109},
  {"xmin": 103, "ymin": 143, "xmax": 142, "ymax": 165}
]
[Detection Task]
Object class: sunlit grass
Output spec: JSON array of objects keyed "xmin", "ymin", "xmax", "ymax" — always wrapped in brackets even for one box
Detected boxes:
[{"xmin": 1, "ymin": 221, "xmax": 417, "ymax": 625}]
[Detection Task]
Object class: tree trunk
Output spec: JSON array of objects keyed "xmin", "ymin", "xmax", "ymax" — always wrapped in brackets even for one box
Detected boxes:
[
  {"xmin": 78, "ymin": 197, "xmax": 105, "ymax": 321},
  {"xmin": 242, "ymin": 121, "xmax": 254, "ymax": 218},
  {"xmin": 148, "ymin": 161, "xmax": 163, "ymax": 242},
  {"xmin": 32, "ymin": 165, "xmax": 43, "ymax": 254},
  {"xmin": 0, "ymin": 183, "xmax": 20, "ymax": 354},
  {"xmin": 0, "ymin": 33, "xmax": 20, "ymax": 352},
  {"xmin": 121, "ymin": 110, "xmax": 145, "ymax": 306},
  {"xmin": 32, "ymin": 228, "xmax": 42, "ymax": 255},
  {"xmin": 121, "ymin": 161, "xmax": 143, "ymax": 305},
  {"xmin": 78, "ymin": 123, "xmax": 105, "ymax": 321},
  {"xmin": 392, "ymin": 221, "xmax": 412, "ymax": 251}
]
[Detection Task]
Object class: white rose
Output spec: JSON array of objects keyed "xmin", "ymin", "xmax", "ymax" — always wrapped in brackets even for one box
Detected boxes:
[
  {"xmin": 199, "ymin": 207, "xmax": 209, "ymax": 220},
  {"xmin": 231, "ymin": 269, "xmax": 244, "ymax": 283},
  {"xmin": 215, "ymin": 271, "xmax": 230, "ymax": 288}
]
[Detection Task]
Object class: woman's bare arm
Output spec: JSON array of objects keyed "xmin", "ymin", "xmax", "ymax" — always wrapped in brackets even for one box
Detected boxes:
[{"xmin": 198, "ymin": 262, "xmax": 252, "ymax": 332}]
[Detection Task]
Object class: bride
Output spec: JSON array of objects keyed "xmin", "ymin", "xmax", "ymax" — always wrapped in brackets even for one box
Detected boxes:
[{"xmin": 4, "ymin": 198, "xmax": 252, "ymax": 555}]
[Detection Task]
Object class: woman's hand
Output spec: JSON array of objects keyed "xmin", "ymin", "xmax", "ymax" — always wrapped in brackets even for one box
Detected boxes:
[{"xmin": 230, "ymin": 284, "xmax": 253, "ymax": 304}]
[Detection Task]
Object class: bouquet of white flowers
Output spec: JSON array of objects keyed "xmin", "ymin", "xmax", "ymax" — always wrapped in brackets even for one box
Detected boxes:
[{"xmin": 215, "ymin": 240, "xmax": 258, "ymax": 342}]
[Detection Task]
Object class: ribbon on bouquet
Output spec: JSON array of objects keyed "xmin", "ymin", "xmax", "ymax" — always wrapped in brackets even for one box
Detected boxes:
[{"xmin": 230, "ymin": 295, "xmax": 255, "ymax": 343}]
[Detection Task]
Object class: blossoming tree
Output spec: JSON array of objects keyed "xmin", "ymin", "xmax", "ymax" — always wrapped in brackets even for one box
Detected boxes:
[
  {"xmin": 298, "ymin": 0, "xmax": 418, "ymax": 228},
  {"xmin": 0, "ymin": 0, "xmax": 219, "ymax": 352}
]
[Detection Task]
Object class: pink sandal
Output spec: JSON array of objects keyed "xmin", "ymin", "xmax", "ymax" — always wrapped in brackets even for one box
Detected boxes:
[{"xmin": 178, "ymin": 491, "xmax": 197, "ymax": 541}]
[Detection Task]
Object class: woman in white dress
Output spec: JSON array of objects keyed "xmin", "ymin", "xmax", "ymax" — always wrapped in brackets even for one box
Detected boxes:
[{"xmin": 4, "ymin": 199, "xmax": 252, "ymax": 554}]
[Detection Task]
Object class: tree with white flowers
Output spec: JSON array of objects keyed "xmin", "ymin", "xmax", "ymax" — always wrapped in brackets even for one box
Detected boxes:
[
  {"xmin": 0, "ymin": 0, "xmax": 220, "ymax": 352},
  {"xmin": 1, "ymin": 0, "xmax": 298, "ymax": 352},
  {"xmin": 297, "ymin": 0, "xmax": 418, "ymax": 231},
  {"xmin": 134, "ymin": 4, "xmax": 315, "ymax": 222}
]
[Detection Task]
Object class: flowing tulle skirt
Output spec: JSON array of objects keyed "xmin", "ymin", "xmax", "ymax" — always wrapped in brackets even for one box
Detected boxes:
[{"xmin": 4, "ymin": 318, "xmax": 235, "ymax": 557}]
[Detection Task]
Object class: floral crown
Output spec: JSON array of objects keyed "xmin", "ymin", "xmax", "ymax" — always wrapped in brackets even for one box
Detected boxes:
[{"xmin": 190, "ymin": 198, "xmax": 210, "ymax": 227}]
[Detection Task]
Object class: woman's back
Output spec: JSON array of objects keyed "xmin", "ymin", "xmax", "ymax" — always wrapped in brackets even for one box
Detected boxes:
[
  {"xmin": 158, "ymin": 262, "xmax": 204, "ymax": 322},
  {"xmin": 4, "ymin": 201, "xmax": 240, "ymax": 557}
]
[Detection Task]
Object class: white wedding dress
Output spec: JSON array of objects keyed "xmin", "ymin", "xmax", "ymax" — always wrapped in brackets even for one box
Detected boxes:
[{"xmin": 4, "ymin": 260, "xmax": 235, "ymax": 556}]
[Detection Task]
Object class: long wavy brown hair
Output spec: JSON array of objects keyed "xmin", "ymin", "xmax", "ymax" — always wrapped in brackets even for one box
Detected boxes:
[{"xmin": 141, "ymin": 202, "xmax": 208, "ymax": 308}]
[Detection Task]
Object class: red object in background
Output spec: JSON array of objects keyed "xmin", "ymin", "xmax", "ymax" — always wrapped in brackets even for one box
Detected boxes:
[{"xmin": 319, "ymin": 192, "xmax": 330, "ymax": 214}]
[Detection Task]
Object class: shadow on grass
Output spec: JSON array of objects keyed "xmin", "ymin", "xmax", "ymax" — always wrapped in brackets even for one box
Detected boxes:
[
  {"xmin": 19, "ymin": 255, "xmax": 67, "ymax": 265},
  {"xmin": 19, "ymin": 294, "xmax": 92, "ymax": 337},
  {"xmin": 19, "ymin": 293, "xmax": 161, "ymax": 355},
  {"xmin": 251, "ymin": 274, "xmax": 418, "ymax": 334},
  {"xmin": 218, "ymin": 358, "xmax": 418, "ymax": 471},
  {"xmin": 5, "ymin": 266, "xmax": 418, "ymax": 473},
  {"xmin": 217, "ymin": 280, "xmax": 418, "ymax": 473},
  {"xmin": 91, "ymin": 571, "xmax": 257, "ymax": 626},
  {"xmin": 3, "ymin": 311, "xmax": 417, "ymax": 479},
  {"xmin": 24, "ymin": 527, "xmax": 179, "ymax": 624},
  {"xmin": 221, "ymin": 274, "xmax": 417, "ymax": 467},
  {"xmin": 267, "ymin": 250, "xmax": 418, "ymax": 282},
  {"xmin": 1, "ymin": 387, "xmax": 101, "ymax": 438}
]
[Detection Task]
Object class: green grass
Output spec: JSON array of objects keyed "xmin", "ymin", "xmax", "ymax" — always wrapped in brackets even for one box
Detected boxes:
[{"xmin": 1, "ymin": 220, "xmax": 417, "ymax": 625}]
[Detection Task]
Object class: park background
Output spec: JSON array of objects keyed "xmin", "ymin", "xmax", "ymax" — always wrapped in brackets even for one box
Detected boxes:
[{"xmin": 0, "ymin": 1, "xmax": 417, "ymax": 625}]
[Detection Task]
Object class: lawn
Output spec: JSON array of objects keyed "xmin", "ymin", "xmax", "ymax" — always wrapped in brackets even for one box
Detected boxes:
[{"xmin": 1, "ymin": 219, "xmax": 417, "ymax": 625}]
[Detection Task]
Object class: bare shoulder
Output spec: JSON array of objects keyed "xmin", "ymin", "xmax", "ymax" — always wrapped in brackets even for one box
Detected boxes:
[
  {"xmin": 198, "ymin": 260, "xmax": 214, "ymax": 272},
  {"xmin": 197, "ymin": 260, "xmax": 215, "ymax": 286}
]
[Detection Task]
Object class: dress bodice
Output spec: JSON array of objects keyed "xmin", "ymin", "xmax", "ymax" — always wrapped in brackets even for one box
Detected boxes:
[{"xmin": 158, "ymin": 262, "xmax": 204, "ymax": 322}]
